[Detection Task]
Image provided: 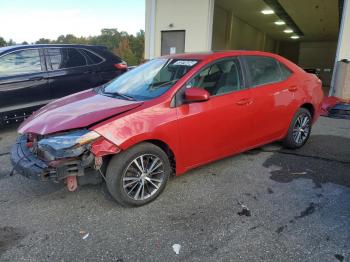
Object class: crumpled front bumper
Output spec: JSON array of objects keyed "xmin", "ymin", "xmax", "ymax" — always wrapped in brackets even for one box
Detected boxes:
[
  {"xmin": 10, "ymin": 135, "xmax": 50, "ymax": 181},
  {"xmin": 11, "ymin": 134, "xmax": 117, "ymax": 183}
]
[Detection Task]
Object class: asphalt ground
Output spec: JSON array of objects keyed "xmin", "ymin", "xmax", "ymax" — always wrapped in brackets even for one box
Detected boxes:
[{"xmin": 0, "ymin": 116, "xmax": 349, "ymax": 262}]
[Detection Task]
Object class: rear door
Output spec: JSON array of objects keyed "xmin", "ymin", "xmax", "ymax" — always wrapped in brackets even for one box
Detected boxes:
[
  {"xmin": 242, "ymin": 55, "xmax": 296, "ymax": 145},
  {"xmin": 0, "ymin": 48, "xmax": 49, "ymax": 113},
  {"xmin": 45, "ymin": 47, "xmax": 99, "ymax": 99},
  {"xmin": 83, "ymin": 48, "xmax": 125, "ymax": 84},
  {"xmin": 175, "ymin": 57, "xmax": 254, "ymax": 169}
]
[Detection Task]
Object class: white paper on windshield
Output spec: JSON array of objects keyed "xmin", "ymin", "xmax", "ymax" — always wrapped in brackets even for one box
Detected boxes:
[{"xmin": 173, "ymin": 60, "xmax": 198, "ymax": 66}]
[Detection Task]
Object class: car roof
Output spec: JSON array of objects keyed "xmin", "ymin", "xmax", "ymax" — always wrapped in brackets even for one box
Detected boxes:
[
  {"xmin": 161, "ymin": 50, "xmax": 302, "ymax": 72},
  {"xmin": 162, "ymin": 50, "xmax": 286, "ymax": 61},
  {"xmin": 0, "ymin": 44, "xmax": 107, "ymax": 55}
]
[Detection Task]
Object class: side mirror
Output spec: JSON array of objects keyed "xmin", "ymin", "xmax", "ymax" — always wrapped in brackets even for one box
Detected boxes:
[{"xmin": 184, "ymin": 87, "xmax": 210, "ymax": 103}]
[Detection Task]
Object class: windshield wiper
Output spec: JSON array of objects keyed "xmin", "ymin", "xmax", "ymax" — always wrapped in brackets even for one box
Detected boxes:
[
  {"xmin": 151, "ymin": 79, "xmax": 178, "ymax": 88},
  {"xmin": 103, "ymin": 91, "xmax": 135, "ymax": 101}
]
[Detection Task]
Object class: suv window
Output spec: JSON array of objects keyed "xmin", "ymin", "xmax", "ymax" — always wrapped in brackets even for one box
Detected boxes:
[
  {"xmin": 47, "ymin": 48, "xmax": 87, "ymax": 70},
  {"xmin": 244, "ymin": 56, "xmax": 283, "ymax": 87},
  {"xmin": 0, "ymin": 49, "xmax": 42, "ymax": 77},
  {"xmin": 186, "ymin": 59, "xmax": 243, "ymax": 96},
  {"xmin": 83, "ymin": 50, "xmax": 104, "ymax": 64}
]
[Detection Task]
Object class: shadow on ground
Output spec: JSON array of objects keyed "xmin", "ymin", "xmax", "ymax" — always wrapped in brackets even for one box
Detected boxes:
[{"xmin": 262, "ymin": 135, "xmax": 350, "ymax": 188}]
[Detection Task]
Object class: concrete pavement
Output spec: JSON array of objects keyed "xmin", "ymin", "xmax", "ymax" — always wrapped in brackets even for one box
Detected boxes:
[{"xmin": 0, "ymin": 117, "xmax": 349, "ymax": 261}]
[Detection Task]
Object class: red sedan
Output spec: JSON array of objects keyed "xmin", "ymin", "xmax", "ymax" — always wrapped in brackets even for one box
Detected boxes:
[{"xmin": 11, "ymin": 51, "xmax": 323, "ymax": 206}]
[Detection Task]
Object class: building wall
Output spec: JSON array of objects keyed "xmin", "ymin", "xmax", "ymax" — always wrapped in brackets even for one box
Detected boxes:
[
  {"xmin": 212, "ymin": 5, "xmax": 277, "ymax": 52},
  {"xmin": 337, "ymin": 0, "xmax": 350, "ymax": 61},
  {"xmin": 212, "ymin": 5, "xmax": 229, "ymax": 50},
  {"xmin": 298, "ymin": 41, "xmax": 337, "ymax": 87},
  {"xmin": 145, "ymin": 0, "xmax": 153, "ymax": 59},
  {"xmin": 332, "ymin": 0, "xmax": 350, "ymax": 98},
  {"xmin": 298, "ymin": 42, "xmax": 337, "ymax": 68},
  {"xmin": 145, "ymin": 0, "xmax": 214, "ymax": 59},
  {"xmin": 277, "ymin": 41, "xmax": 300, "ymax": 64}
]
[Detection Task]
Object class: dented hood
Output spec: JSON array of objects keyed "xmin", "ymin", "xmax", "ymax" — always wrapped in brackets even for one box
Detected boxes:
[{"xmin": 19, "ymin": 89, "xmax": 143, "ymax": 135}]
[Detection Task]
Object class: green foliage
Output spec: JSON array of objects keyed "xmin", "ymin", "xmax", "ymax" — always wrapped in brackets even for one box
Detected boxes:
[
  {"xmin": 0, "ymin": 37, "xmax": 6, "ymax": 47},
  {"xmin": 0, "ymin": 28, "xmax": 144, "ymax": 65},
  {"xmin": 114, "ymin": 38, "xmax": 138, "ymax": 66},
  {"xmin": 35, "ymin": 38, "xmax": 51, "ymax": 44}
]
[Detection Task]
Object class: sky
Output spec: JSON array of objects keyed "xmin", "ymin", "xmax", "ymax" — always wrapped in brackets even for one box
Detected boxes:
[{"xmin": 0, "ymin": 0, "xmax": 145, "ymax": 43}]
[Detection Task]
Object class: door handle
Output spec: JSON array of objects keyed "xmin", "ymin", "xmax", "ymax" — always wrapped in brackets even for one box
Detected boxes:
[
  {"xmin": 288, "ymin": 85, "xmax": 298, "ymax": 92},
  {"xmin": 28, "ymin": 76, "xmax": 44, "ymax": 81},
  {"xmin": 236, "ymin": 98, "xmax": 252, "ymax": 105}
]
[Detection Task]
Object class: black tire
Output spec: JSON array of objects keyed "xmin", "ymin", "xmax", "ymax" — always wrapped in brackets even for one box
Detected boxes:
[
  {"xmin": 283, "ymin": 108, "xmax": 312, "ymax": 149},
  {"xmin": 106, "ymin": 142, "xmax": 171, "ymax": 207}
]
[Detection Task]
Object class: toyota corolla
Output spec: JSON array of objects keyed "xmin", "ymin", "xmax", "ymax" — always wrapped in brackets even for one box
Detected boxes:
[{"xmin": 11, "ymin": 51, "xmax": 323, "ymax": 206}]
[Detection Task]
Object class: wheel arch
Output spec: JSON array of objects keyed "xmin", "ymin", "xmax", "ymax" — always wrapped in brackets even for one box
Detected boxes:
[
  {"xmin": 300, "ymin": 103, "xmax": 315, "ymax": 119},
  {"xmin": 117, "ymin": 138, "xmax": 177, "ymax": 174},
  {"xmin": 142, "ymin": 139, "xmax": 176, "ymax": 174}
]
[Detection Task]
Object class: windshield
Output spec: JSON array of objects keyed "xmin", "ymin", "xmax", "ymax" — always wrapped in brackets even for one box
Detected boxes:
[{"xmin": 100, "ymin": 58, "xmax": 199, "ymax": 101}]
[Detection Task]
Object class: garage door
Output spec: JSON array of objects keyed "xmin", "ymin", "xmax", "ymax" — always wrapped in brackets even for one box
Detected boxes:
[{"xmin": 161, "ymin": 30, "xmax": 185, "ymax": 56}]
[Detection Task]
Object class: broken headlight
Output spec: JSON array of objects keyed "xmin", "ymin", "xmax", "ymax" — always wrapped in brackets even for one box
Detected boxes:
[{"xmin": 37, "ymin": 130, "xmax": 101, "ymax": 159}]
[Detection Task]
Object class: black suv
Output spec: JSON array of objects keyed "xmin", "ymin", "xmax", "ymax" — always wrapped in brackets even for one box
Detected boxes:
[{"xmin": 0, "ymin": 44, "xmax": 127, "ymax": 126}]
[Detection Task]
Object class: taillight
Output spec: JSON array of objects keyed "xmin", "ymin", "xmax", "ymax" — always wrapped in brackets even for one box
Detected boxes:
[{"xmin": 114, "ymin": 61, "xmax": 128, "ymax": 71}]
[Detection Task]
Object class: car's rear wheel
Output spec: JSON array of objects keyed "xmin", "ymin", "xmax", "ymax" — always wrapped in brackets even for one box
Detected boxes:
[
  {"xmin": 283, "ymin": 108, "xmax": 312, "ymax": 149},
  {"xmin": 106, "ymin": 142, "xmax": 171, "ymax": 207}
]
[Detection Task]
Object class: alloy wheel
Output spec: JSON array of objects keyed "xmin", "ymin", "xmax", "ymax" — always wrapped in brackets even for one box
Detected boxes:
[
  {"xmin": 292, "ymin": 114, "xmax": 311, "ymax": 144},
  {"xmin": 122, "ymin": 154, "xmax": 165, "ymax": 201}
]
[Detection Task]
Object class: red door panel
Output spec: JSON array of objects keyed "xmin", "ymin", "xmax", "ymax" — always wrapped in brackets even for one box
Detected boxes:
[
  {"xmin": 176, "ymin": 88, "xmax": 254, "ymax": 170},
  {"xmin": 249, "ymin": 76, "xmax": 299, "ymax": 145}
]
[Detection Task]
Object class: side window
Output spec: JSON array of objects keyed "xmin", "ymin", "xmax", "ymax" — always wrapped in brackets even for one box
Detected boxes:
[
  {"xmin": 83, "ymin": 49, "xmax": 104, "ymax": 64},
  {"xmin": 279, "ymin": 62, "xmax": 292, "ymax": 80},
  {"xmin": 0, "ymin": 49, "xmax": 42, "ymax": 76},
  {"xmin": 186, "ymin": 59, "xmax": 243, "ymax": 96},
  {"xmin": 47, "ymin": 48, "xmax": 87, "ymax": 70},
  {"xmin": 244, "ymin": 56, "xmax": 282, "ymax": 87}
]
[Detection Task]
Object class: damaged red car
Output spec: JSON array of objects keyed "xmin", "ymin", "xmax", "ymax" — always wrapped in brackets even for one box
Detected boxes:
[{"xmin": 11, "ymin": 51, "xmax": 323, "ymax": 206}]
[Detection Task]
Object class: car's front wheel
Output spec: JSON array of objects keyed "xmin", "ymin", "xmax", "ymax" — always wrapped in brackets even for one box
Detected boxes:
[
  {"xmin": 283, "ymin": 108, "xmax": 312, "ymax": 149},
  {"xmin": 106, "ymin": 142, "xmax": 171, "ymax": 207}
]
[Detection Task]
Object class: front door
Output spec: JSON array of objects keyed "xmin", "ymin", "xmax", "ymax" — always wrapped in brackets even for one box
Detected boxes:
[
  {"xmin": 0, "ymin": 48, "xmax": 49, "ymax": 112},
  {"xmin": 175, "ymin": 58, "xmax": 254, "ymax": 170}
]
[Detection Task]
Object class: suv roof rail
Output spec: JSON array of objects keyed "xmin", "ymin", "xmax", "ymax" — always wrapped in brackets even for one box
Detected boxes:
[{"xmin": 94, "ymin": 45, "xmax": 108, "ymax": 50}]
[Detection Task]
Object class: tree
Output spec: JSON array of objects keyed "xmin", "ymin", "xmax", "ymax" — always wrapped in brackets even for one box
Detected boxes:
[
  {"xmin": 7, "ymin": 39, "xmax": 15, "ymax": 46},
  {"xmin": 35, "ymin": 38, "xmax": 51, "ymax": 44},
  {"xmin": 0, "ymin": 37, "xmax": 6, "ymax": 47},
  {"xmin": 4, "ymin": 28, "xmax": 145, "ymax": 64},
  {"xmin": 114, "ymin": 38, "xmax": 138, "ymax": 65},
  {"xmin": 90, "ymin": 28, "xmax": 122, "ymax": 51},
  {"xmin": 129, "ymin": 30, "xmax": 145, "ymax": 64}
]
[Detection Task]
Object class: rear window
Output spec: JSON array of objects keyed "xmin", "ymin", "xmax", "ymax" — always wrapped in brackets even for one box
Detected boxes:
[
  {"xmin": 84, "ymin": 50, "xmax": 104, "ymax": 64},
  {"xmin": 47, "ymin": 48, "xmax": 87, "ymax": 70},
  {"xmin": 244, "ymin": 56, "xmax": 282, "ymax": 87}
]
